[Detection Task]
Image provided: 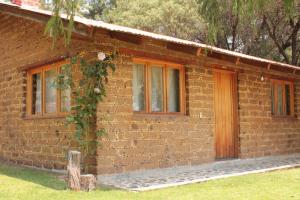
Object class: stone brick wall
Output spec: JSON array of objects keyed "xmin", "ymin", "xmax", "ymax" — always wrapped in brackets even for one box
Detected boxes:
[
  {"xmin": 238, "ymin": 70, "xmax": 300, "ymax": 158},
  {"xmin": 96, "ymin": 60, "xmax": 215, "ymax": 174},
  {"xmin": 0, "ymin": 14, "xmax": 78, "ymax": 170},
  {"xmin": 92, "ymin": 31, "xmax": 216, "ymax": 174},
  {"xmin": 94, "ymin": 29, "xmax": 300, "ymax": 174},
  {"xmin": 1, "ymin": 12, "xmax": 300, "ymax": 175}
]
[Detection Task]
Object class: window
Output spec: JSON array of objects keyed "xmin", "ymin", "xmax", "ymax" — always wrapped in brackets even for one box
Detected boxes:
[
  {"xmin": 27, "ymin": 62, "xmax": 71, "ymax": 117},
  {"xmin": 271, "ymin": 79, "xmax": 294, "ymax": 116},
  {"xmin": 132, "ymin": 58, "xmax": 185, "ymax": 114}
]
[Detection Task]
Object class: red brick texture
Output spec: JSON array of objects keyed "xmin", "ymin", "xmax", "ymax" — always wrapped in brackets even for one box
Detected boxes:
[
  {"xmin": 11, "ymin": 0, "xmax": 40, "ymax": 7},
  {"xmin": 11, "ymin": 0, "xmax": 22, "ymax": 6},
  {"xmin": 0, "ymin": 13, "xmax": 300, "ymax": 175}
]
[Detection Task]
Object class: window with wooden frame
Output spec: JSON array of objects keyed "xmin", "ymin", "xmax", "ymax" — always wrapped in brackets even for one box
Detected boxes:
[
  {"xmin": 132, "ymin": 58, "xmax": 185, "ymax": 114},
  {"xmin": 26, "ymin": 62, "xmax": 71, "ymax": 117},
  {"xmin": 271, "ymin": 79, "xmax": 294, "ymax": 117}
]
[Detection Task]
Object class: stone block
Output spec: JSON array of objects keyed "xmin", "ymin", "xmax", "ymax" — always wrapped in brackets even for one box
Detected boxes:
[{"xmin": 80, "ymin": 174, "xmax": 96, "ymax": 192}]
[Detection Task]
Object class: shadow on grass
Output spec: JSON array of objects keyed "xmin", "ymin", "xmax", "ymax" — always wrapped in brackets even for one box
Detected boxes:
[
  {"xmin": 0, "ymin": 162, "xmax": 123, "ymax": 193},
  {"xmin": 0, "ymin": 162, "xmax": 67, "ymax": 190}
]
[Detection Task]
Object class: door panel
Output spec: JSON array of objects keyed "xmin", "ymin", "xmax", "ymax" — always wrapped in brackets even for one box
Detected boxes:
[{"xmin": 214, "ymin": 70, "xmax": 238, "ymax": 159}]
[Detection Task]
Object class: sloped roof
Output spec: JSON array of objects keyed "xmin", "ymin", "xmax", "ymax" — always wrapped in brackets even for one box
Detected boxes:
[{"xmin": 0, "ymin": 1, "xmax": 299, "ymax": 72}]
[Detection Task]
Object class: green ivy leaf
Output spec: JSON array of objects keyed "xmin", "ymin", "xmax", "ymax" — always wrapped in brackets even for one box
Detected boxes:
[{"xmin": 54, "ymin": 52, "xmax": 117, "ymax": 163}]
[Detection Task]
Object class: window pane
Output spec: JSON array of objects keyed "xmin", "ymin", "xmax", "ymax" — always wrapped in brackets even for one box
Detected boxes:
[
  {"xmin": 45, "ymin": 69, "xmax": 57, "ymax": 113},
  {"xmin": 277, "ymin": 84, "xmax": 283, "ymax": 115},
  {"xmin": 151, "ymin": 66, "xmax": 163, "ymax": 112},
  {"xmin": 168, "ymin": 68, "xmax": 180, "ymax": 112},
  {"xmin": 61, "ymin": 88, "xmax": 71, "ymax": 112},
  {"xmin": 285, "ymin": 84, "xmax": 291, "ymax": 115},
  {"xmin": 32, "ymin": 73, "xmax": 42, "ymax": 114},
  {"xmin": 271, "ymin": 84, "xmax": 275, "ymax": 115},
  {"xmin": 60, "ymin": 65, "xmax": 71, "ymax": 112},
  {"xmin": 132, "ymin": 64, "xmax": 145, "ymax": 111}
]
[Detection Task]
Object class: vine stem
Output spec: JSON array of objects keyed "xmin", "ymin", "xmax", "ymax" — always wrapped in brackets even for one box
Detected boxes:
[{"xmin": 55, "ymin": 53, "xmax": 116, "ymax": 174}]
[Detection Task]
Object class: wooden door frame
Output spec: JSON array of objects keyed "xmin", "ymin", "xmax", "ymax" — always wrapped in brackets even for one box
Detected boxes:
[{"xmin": 213, "ymin": 69, "xmax": 239, "ymax": 159}]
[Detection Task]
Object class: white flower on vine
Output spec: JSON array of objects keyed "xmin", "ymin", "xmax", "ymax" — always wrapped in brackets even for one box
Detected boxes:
[
  {"xmin": 97, "ymin": 52, "xmax": 106, "ymax": 61},
  {"xmin": 94, "ymin": 88, "xmax": 101, "ymax": 94}
]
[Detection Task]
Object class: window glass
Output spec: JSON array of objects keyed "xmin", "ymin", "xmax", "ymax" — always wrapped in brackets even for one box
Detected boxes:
[
  {"xmin": 45, "ymin": 69, "xmax": 57, "ymax": 113},
  {"xmin": 277, "ymin": 84, "xmax": 283, "ymax": 115},
  {"xmin": 61, "ymin": 88, "xmax": 71, "ymax": 112},
  {"xmin": 132, "ymin": 64, "xmax": 145, "ymax": 111},
  {"xmin": 28, "ymin": 63, "xmax": 72, "ymax": 116},
  {"xmin": 168, "ymin": 68, "xmax": 180, "ymax": 112},
  {"xmin": 285, "ymin": 84, "xmax": 291, "ymax": 115},
  {"xmin": 271, "ymin": 84, "xmax": 275, "ymax": 115},
  {"xmin": 151, "ymin": 66, "xmax": 163, "ymax": 112},
  {"xmin": 32, "ymin": 73, "xmax": 42, "ymax": 114},
  {"xmin": 131, "ymin": 61, "xmax": 184, "ymax": 114},
  {"xmin": 60, "ymin": 65, "xmax": 71, "ymax": 112},
  {"xmin": 271, "ymin": 80, "xmax": 293, "ymax": 116}
]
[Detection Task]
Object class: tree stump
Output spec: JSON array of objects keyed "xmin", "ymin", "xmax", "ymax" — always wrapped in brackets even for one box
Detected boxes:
[
  {"xmin": 67, "ymin": 150, "xmax": 81, "ymax": 191},
  {"xmin": 80, "ymin": 174, "xmax": 96, "ymax": 191}
]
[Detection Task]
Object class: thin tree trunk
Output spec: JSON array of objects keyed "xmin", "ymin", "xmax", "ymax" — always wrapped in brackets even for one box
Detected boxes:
[
  {"xmin": 263, "ymin": 15, "xmax": 291, "ymax": 64},
  {"xmin": 290, "ymin": 17, "xmax": 300, "ymax": 65},
  {"xmin": 68, "ymin": 151, "xmax": 81, "ymax": 191}
]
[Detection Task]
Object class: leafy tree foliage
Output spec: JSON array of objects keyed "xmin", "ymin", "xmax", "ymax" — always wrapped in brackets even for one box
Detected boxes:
[
  {"xmin": 80, "ymin": 0, "xmax": 115, "ymax": 20},
  {"xmin": 197, "ymin": 0, "xmax": 300, "ymax": 65},
  {"xmin": 43, "ymin": 0, "xmax": 299, "ymax": 65},
  {"xmin": 44, "ymin": 0, "xmax": 78, "ymax": 46},
  {"xmin": 260, "ymin": 1, "xmax": 300, "ymax": 65},
  {"xmin": 104, "ymin": 0, "xmax": 206, "ymax": 41}
]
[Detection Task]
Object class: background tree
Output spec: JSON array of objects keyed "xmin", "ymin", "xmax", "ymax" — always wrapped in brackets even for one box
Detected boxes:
[
  {"xmin": 260, "ymin": 1, "xmax": 300, "ymax": 65},
  {"xmin": 44, "ymin": 0, "xmax": 299, "ymax": 66},
  {"xmin": 80, "ymin": 0, "xmax": 115, "ymax": 20},
  {"xmin": 104, "ymin": 0, "xmax": 206, "ymax": 41},
  {"xmin": 197, "ymin": 0, "xmax": 300, "ymax": 65}
]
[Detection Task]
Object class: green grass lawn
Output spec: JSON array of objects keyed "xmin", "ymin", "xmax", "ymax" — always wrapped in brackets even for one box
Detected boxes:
[{"xmin": 0, "ymin": 163, "xmax": 300, "ymax": 200}]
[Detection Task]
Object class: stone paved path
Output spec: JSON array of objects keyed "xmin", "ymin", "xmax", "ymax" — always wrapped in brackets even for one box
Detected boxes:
[{"xmin": 97, "ymin": 154, "xmax": 300, "ymax": 191}]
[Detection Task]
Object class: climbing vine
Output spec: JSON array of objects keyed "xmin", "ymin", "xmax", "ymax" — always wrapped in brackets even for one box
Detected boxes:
[
  {"xmin": 44, "ymin": 0, "xmax": 118, "ymax": 172},
  {"xmin": 55, "ymin": 51, "xmax": 117, "ymax": 172}
]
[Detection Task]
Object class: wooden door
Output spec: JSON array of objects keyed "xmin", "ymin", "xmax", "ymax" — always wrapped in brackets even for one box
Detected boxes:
[{"xmin": 214, "ymin": 70, "xmax": 238, "ymax": 159}]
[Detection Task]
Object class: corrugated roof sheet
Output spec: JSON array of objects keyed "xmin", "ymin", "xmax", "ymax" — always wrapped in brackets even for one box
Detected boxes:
[{"xmin": 0, "ymin": 1, "xmax": 299, "ymax": 71}]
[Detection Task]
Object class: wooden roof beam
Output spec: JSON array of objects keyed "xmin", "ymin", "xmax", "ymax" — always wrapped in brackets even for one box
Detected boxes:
[
  {"xmin": 167, "ymin": 42, "xmax": 198, "ymax": 55},
  {"xmin": 293, "ymin": 69, "xmax": 297, "ymax": 74},
  {"xmin": 0, "ymin": 5, "xmax": 90, "ymax": 37},
  {"xmin": 110, "ymin": 31, "xmax": 143, "ymax": 45},
  {"xmin": 204, "ymin": 55, "xmax": 299, "ymax": 77},
  {"xmin": 17, "ymin": 54, "xmax": 72, "ymax": 71},
  {"xmin": 0, "ymin": 5, "xmax": 49, "ymax": 24},
  {"xmin": 196, "ymin": 48, "xmax": 202, "ymax": 56},
  {"xmin": 88, "ymin": 26, "xmax": 95, "ymax": 38},
  {"xmin": 235, "ymin": 57, "xmax": 240, "ymax": 65},
  {"xmin": 119, "ymin": 47, "xmax": 197, "ymax": 65}
]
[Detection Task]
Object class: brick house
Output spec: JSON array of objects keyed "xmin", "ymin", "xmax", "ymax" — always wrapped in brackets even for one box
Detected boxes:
[{"xmin": 1, "ymin": 1, "xmax": 300, "ymax": 177}]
